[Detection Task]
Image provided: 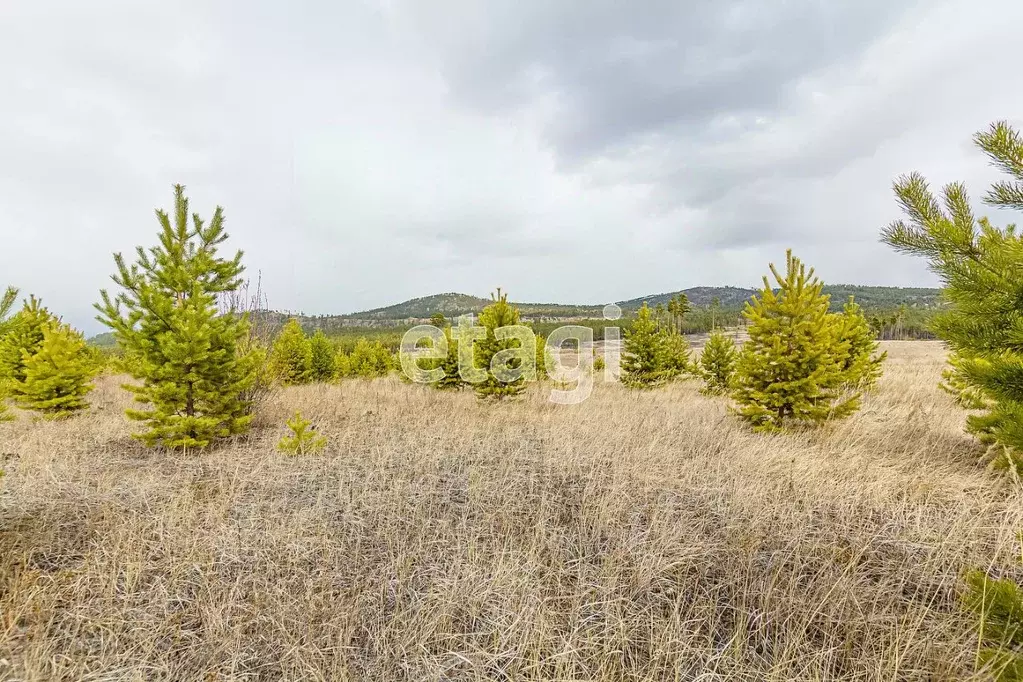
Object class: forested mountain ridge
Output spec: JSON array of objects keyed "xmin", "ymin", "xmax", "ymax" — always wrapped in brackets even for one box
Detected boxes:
[
  {"xmin": 341, "ymin": 285, "xmax": 942, "ymax": 321},
  {"xmin": 87, "ymin": 285, "xmax": 942, "ymax": 345}
]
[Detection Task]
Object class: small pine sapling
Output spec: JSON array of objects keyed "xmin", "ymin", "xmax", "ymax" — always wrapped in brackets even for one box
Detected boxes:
[
  {"xmin": 535, "ymin": 333, "xmax": 554, "ymax": 381},
  {"xmin": 0, "ymin": 295, "xmax": 57, "ymax": 386},
  {"xmin": 13, "ymin": 322, "xmax": 98, "ymax": 418},
  {"xmin": 0, "ymin": 286, "xmax": 19, "ymax": 422},
  {"xmin": 270, "ymin": 319, "xmax": 312, "ymax": 385},
  {"xmin": 474, "ymin": 289, "xmax": 529, "ymax": 400},
  {"xmin": 436, "ymin": 327, "xmax": 466, "ymax": 390},
  {"xmin": 95, "ymin": 185, "xmax": 258, "ymax": 449},
  {"xmin": 699, "ymin": 331, "xmax": 737, "ymax": 395},
  {"xmin": 308, "ymin": 330, "xmax": 336, "ymax": 383},
  {"xmin": 732, "ymin": 250, "xmax": 859, "ymax": 431},
  {"xmin": 622, "ymin": 304, "xmax": 667, "ymax": 388},
  {"xmin": 277, "ymin": 412, "xmax": 327, "ymax": 455},
  {"xmin": 657, "ymin": 329, "xmax": 691, "ymax": 381},
  {"xmin": 835, "ymin": 297, "xmax": 886, "ymax": 390}
]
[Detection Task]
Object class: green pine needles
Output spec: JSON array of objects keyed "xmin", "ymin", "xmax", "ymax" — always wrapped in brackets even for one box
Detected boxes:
[
  {"xmin": 308, "ymin": 330, "xmax": 336, "ymax": 382},
  {"xmin": 835, "ymin": 298, "xmax": 887, "ymax": 390},
  {"xmin": 435, "ymin": 327, "xmax": 467, "ymax": 390},
  {"xmin": 658, "ymin": 330, "xmax": 692, "ymax": 381},
  {"xmin": 12, "ymin": 322, "xmax": 97, "ymax": 418},
  {"xmin": 277, "ymin": 412, "xmax": 327, "ymax": 455},
  {"xmin": 621, "ymin": 303, "xmax": 692, "ymax": 388},
  {"xmin": 622, "ymin": 304, "xmax": 667, "ymax": 388},
  {"xmin": 0, "ymin": 295, "xmax": 57, "ymax": 386},
  {"xmin": 965, "ymin": 568, "xmax": 1023, "ymax": 680},
  {"xmin": 732, "ymin": 250, "xmax": 883, "ymax": 431},
  {"xmin": 941, "ymin": 352, "xmax": 991, "ymax": 410},
  {"xmin": 699, "ymin": 331, "xmax": 738, "ymax": 395},
  {"xmin": 0, "ymin": 293, "xmax": 97, "ymax": 420},
  {"xmin": 338, "ymin": 338, "xmax": 396, "ymax": 379},
  {"xmin": 0, "ymin": 286, "xmax": 19, "ymax": 422},
  {"xmin": 475, "ymin": 289, "xmax": 528, "ymax": 400},
  {"xmin": 270, "ymin": 319, "xmax": 312, "ymax": 385},
  {"xmin": 882, "ymin": 121, "xmax": 1023, "ymax": 471},
  {"xmin": 96, "ymin": 184, "xmax": 258, "ymax": 450}
]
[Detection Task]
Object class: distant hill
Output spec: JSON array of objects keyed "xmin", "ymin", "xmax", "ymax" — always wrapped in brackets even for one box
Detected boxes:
[
  {"xmin": 338, "ymin": 292, "xmax": 605, "ymax": 321},
  {"xmin": 618, "ymin": 286, "xmax": 757, "ymax": 309},
  {"xmin": 619, "ymin": 285, "xmax": 942, "ymax": 313},
  {"xmin": 86, "ymin": 285, "xmax": 944, "ymax": 345},
  {"xmin": 87, "ymin": 331, "xmax": 117, "ymax": 348},
  {"xmin": 341, "ymin": 285, "xmax": 945, "ymax": 322},
  {"xmin": 348, "ymin": 293, "xmax": 491, "ymax": 319},
  {"xmin": 819, "ymin": 285, "xmax": 942, "ymax": 309}
]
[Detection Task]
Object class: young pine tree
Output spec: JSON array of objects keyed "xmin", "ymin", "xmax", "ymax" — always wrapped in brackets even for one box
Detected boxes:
[
  {"xmin": 834, "ymin": 298, "xmax": 886, "ymax": 390},
  {"xmin": 270, "ymin": 319, "xmax": 312, "ymax": 385},
  {"xmin": 0, "ymin": 296, "xmax": 57, "ymax": 386},
  {"xmin": 434, "ymin": 327, "xmax": 466, "ymax": 390},
  {"xmin": 95, "ymin": 184, "xmax": 258, "ymax": 450},
  {"xmin": 277, "ymin": 412, "xmax": 327, "ymax": 455},
  {"xmin": 657, "ymin": 328, "xmax": 691, "ymax": 381},
  {"xmin": 535, "ymin": 333, "xmax": 554, "ymax": 381},
  {"xmin": 882, "ymin": 121, "xmax": 1023, "ymax": 471},
  {"xmin": 0, "ymin": 287, "xmax": 17, "ymax": 337},
  {"xmin": 348, "ymin": 338, "xmax": 395, "ymax": 378},
  {"xmin": 699, "ymin": 331, "xmax": 738, "ymax": 395},
  {"xmin": 308, "ymin": 330, "xmax": 336, "ymax": 383},
  {"xmin": 13, "ymin": 322, "xmax": 97, "ymax": 418},
  {"xmin": 622, "ymin": 303, "xmax": 667, "ymax": 388},
  {"xmin": 475, "ymin": 289, "xmax": 528, "ymax": 399},
  {"xmin": 333, "ymin": 349, "xmax": 352, "ymax": 380},
  {"xmin": 0, "ymin": 286, "xmax": 19, "ymax": 422},
  {"xmin": 732, "ymin": 251, "xmax": 858, "ymax": 432}
]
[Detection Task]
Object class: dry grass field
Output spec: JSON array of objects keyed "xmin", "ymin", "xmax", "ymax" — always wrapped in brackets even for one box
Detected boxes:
[{"xmin": 1, "ymin": 341, "xmax": 1020, "ymax": 680}]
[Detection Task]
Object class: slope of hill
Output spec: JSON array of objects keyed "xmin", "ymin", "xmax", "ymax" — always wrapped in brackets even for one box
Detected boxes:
[
  {"xmin": 619, "ymin": 285, "xmax": 942, "ymax": 313},
  {"xmin": 347, "ymin": 293, "xmax": 492, "ymax": 319},
  {"xmin": 820, "ymin": 285, "xmax": 942, "ymax": 309},
  {"xmin": 340, "ymin": 292, "xmax": 605, "ymax": 321},
  {"xmin": 339, "ymin": 285, "xmax": 943, "ymax": 323},
  {"xmin": 618, "ymin": 286, "xmax": 756, "ymax": 309}
]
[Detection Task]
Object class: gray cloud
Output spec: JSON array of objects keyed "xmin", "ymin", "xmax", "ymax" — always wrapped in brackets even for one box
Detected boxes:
[
  {"xmin": 1, "ymin": 0, "xmax": 1020, "ymax": 335},
  {"xmin": 403, "ymin": 1, "xmax": 912, "ymax": 158}
]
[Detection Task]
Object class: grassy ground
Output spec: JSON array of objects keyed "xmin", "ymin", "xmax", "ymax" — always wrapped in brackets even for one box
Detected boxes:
[{"xmin": 0, "ymin": 341, "xmax": 1019, "ymax": 680}]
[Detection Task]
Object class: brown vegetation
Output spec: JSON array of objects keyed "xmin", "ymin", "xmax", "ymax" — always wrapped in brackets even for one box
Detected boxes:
[{"xmin": 0, "ymin": 341, "xmax": 1017, "ymax": 680}]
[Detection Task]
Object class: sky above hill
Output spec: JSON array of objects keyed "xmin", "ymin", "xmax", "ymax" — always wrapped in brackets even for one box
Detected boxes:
[{"xmin": 2, "ymin": 0, "xmax": 1022, "ymax": 335}]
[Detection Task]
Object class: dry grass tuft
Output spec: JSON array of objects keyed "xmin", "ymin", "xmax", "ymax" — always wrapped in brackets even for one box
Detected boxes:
[{"xmin": 1, "ymin": 341, "xmax": 1020, "ymax": 680}]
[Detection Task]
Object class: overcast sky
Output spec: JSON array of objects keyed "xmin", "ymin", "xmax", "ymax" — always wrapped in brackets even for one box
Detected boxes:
[{"xmin": 2, "ymin": 1, "xmax": 1022, "ymax": 335}]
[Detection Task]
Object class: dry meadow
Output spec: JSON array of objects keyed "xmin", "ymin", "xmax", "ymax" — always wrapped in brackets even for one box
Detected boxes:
[{"xmin": 1, "ymin": 341, "xmax": 1020, "ymax": 681}]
